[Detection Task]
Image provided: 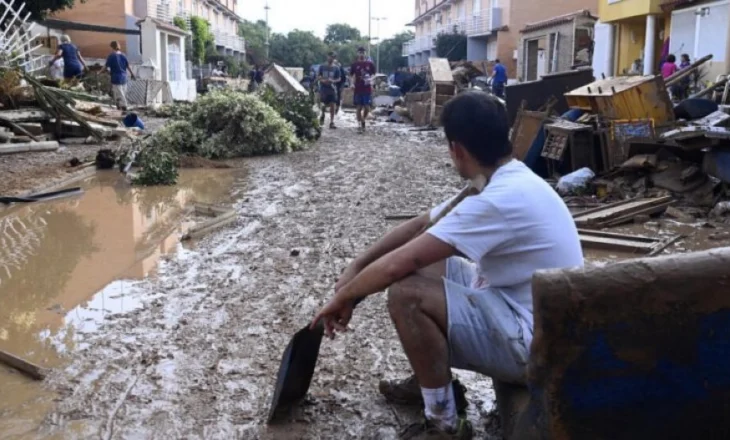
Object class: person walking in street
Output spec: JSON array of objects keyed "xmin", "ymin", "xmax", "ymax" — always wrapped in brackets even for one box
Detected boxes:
[
  {"xmin": 335, "ymin": 59, "xmax": 347, "ymax": 115},
  {"xmin": 677, "ymin": 53, "xmax": 692, "ymax": 100},
  {"xmin": 105, "ymin": 41, "xmax": 135, "ymax": 112},
  {"xmin": 350, "ymin": 47, "xmax": 376, "ymax": 134},
  {"xmin": 311, "ymin": 91, "xmax": 583, "ymax": 439},
  {"xmin": 318, "ymin": 52, "xmax": 341, "ymax": 129},
  {"xmin": 490, "ymin": 59, "xmax": 507, "ymax": 99},
  {"xmin": 49, "ymin": 35, "xmax": 87, "ymax": 80}
]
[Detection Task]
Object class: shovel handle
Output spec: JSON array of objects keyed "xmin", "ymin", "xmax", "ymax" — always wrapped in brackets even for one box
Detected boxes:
[{"xmin": 344, "ymin": 183, "xmax": 478, "ymax": 312}]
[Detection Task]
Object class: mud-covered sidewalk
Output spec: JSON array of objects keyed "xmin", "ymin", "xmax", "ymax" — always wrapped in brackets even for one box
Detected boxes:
[{"xmin": 38, "ymin": 114, "xmax": 500, "ymax": 439}]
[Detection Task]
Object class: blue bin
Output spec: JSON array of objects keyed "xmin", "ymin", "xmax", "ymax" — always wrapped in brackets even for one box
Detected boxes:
[{"xmin": 123, "ymin": 113, "xmax": 145, "ymax": 130}]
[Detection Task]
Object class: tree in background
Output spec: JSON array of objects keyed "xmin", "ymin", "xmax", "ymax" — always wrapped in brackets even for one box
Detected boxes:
[
  {"xmin": 239, "ymin": 19, "xmax": 270, "ymax": 64},
  {"xmin": 189, "ymin": 17, "xmax": 215, "ymax": 65},
  {"xmin": 376, "ymin": 31, "xmax": 414, "ymax": 74},
  {"xmin": 11, "ymin": 0, "xmax": 85, "ymax": 21},
  {"xmin": 173, "ymin": 17, "xmax": 194, "ymax": 62},
  {"xmin": 269, "ymin": 30, "xmax": 327, "ymax": 70},
  {"xmin": 435, "ymin": 30, "xmax": 467, "ymax": 62},
  {"xmin": 324, "ymin": 23, "xmax": 362, "ymax": 45}
]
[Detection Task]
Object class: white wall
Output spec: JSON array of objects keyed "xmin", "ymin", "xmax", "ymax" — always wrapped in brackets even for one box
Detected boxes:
[{"xmin": 670, "ymin": 0, "xmax": 729, "ymax": 78}]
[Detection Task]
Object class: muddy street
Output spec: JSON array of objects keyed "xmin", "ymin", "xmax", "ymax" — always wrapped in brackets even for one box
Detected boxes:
[{"xmin": 0, "ymin": 114, "xmax": 497, "ymax": 439}]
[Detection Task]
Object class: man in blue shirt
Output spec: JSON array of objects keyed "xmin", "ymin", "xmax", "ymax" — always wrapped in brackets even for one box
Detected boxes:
[
  {"xmin": 491, "ymin": 59, "xmax": 507, "ymax": 99},
  {"xmin": 318, "ymin": 52, "xmax": 341, "ymax": 129},
  {"xmin": 105, "ymin": 41, "xmax": 135, "ymax": 111}
]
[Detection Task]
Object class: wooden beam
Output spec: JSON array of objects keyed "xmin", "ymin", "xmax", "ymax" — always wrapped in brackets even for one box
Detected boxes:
[{"xmin": 39, "ymin": 19, "xmax": 141, "ymax": 35}]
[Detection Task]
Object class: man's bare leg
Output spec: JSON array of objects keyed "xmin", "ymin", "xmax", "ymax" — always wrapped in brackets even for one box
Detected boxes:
[
  {"xmin": 387, "ymin": 261, "xmax": 461, "ymax": 431},
  {"xmin": 361, "ymin": 106, "xmax": 370, "ymax": 131},
  {"xmin": 356, "ymin": 106, "xmax": 363, "ymax": 133},
  {"xmin": 329, "ymin": 103, "xmax": 336, "ymax": 127}
]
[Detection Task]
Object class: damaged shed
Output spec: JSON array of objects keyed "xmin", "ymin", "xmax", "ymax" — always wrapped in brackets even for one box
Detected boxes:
[{"xmin": 518, "ymin": 10, "xmax": 597, "ymax": 82}]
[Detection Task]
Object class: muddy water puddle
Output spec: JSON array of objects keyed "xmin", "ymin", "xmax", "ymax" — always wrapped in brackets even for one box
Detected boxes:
[{"xmin": 0, "ymin": 168, "xmax": 240, "ymax": 438}]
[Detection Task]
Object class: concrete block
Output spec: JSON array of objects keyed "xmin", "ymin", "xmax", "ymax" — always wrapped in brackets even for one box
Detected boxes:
[
  {"xmin": 340, "ymin": 88, "xmax": 354, "ymax": 108},
  {"xmin": 431, "ymin": 105, "xmax": 444, "ymax": 126},
  {"xmin": 409, "ymin": 102, "xmax": 431, "ymax": 127},
  {"xmin": 527, "ymin": 247, "xmax": 730, "ymax": 439}
]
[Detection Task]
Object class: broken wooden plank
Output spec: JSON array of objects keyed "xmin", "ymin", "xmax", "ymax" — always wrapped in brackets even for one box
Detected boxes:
[
  {"xmin": 0, "ymin": 348, "xmax": 46, "ymax": 380},
  {"xmin": 182, "ymin": 205, "xmax": 237, "ymax": 241},
  {"xmin": 0, "ymin": 140, "xmax": 59, "ymax": 155},
  {"xmin": 0, "ymin": 108, "xmax": 50, "ymax": 123},
  {"xmin": 429, "ymin": 58, "xmax": 454, "ymax": 84},
  {"xmin": 578, "ymin": 229, "xmax": 659, "ymax": 254},
  {"xmin": 573, "ymin": 197, "xmax": 673, "ymax": 228}
]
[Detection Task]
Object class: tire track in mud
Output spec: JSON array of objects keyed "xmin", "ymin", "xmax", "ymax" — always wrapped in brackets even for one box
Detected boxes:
[{"xmin": 42, "ymin": 115, "xmax": 499, "ymax": 439}]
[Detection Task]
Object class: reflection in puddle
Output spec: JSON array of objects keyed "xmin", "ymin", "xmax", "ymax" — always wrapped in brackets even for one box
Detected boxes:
[{"xmin": 0, "ymin": 168, "xmax": 238, "ymax": 438}]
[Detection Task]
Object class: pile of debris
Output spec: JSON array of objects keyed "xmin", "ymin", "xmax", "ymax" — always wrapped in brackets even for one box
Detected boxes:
[
  {"xmin": 499, "ymin": 54, "xmax": 730, "ymax": 250},
  {"xmin": 0, "ymin": 70, "xmax": 131, "ymax": 157}
]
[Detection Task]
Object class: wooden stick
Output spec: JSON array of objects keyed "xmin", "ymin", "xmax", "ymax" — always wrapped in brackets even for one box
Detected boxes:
[
  {"xmin": 0, "ymin": 115, "xmax": 40, "ymax": 141},
  {"xmin": 384, "ymin": 214, "xmax": 419, "ymax": 220},
  {"xmin": 0, "ymin": 348, "xmax": 46, "ymax": 380}
]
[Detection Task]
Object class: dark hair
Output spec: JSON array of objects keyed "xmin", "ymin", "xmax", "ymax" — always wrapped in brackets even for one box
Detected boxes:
[
  {"xmin": 440, "ymin": 91, "xmax": 512, "ymax": 167},
  {"xmin": 667, "ymin": 54, "xmax": 676, "ymax": 63},
  {"xmin": 328, "ymin": 51, "xmax": 336, "ymax": 57},
  {"xmin": 681, "ymin": 53, "xmax": 690, "ymax": 61},
  {"xmin": 357, "ymin": 47, "xmax": 366, "ymax": 52},
  {"xmin": 495, "ymin": 59, "xmax": 500, "ymax": 63},
  {"xmin": 110, "ymin": 40, "xmax": 120, "ymax": 50}
]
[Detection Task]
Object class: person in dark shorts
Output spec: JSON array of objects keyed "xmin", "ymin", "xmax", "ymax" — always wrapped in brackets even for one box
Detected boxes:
[
  {"xmin": 335, "ymin": 60, "xmax": 347, "ymax": 115},
  {"xmin": 318, "ymin": 52, "xmax": 341, "ymax": 129},
  {"xmin": 350, "ymin": 47, "xmax": 376, "ymax": 133},
  {"xmin": 49, "ymin": 34, "xmax": 88, "ymax": 80}
]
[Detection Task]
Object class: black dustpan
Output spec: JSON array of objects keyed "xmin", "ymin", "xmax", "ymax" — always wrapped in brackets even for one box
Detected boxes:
[{"xmin": 266, "ymin": 322, "xmax": 325, "ymax": 423}]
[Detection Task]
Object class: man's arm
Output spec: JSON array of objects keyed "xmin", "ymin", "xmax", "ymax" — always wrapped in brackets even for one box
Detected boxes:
[
  {"xmin": 336, "ymin": 233, "xmax": 456, "ymax": 304},
  {"xmin": 349, "ymin": 213, "xmax": 428, "ymax": 272}
]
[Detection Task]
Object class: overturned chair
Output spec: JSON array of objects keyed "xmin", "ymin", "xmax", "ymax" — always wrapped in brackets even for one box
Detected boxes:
[{"xmin": 496, "ymin": 247, "xmax": 730, "ymax": 439}]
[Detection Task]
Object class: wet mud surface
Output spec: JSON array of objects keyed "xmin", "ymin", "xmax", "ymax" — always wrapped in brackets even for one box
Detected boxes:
[
  {"xmin": 4, "ymin": 112, "xmax": 729, "ymax": 439},
  {"xmin": 2, "ymin": 114, "xmax": 499, "ymax": 439}
]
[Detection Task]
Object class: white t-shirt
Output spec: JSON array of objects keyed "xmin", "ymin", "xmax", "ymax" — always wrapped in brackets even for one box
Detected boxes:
[{"xmin": 428, "ymin": 159, "xmax": 584, "ymax": 320}]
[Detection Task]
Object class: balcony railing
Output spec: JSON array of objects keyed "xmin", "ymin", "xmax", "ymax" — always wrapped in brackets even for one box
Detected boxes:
[
  {"xmin": 212, "ymin": 29, "xmax": 246, "ymax": 53},
  {"xmin": 465, "ymin": 10, "xmax": 492, "ymax": 36}
]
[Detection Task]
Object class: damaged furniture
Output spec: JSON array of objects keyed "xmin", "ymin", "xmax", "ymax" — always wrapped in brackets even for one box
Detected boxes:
[{"xmin": 497, "ymin": 247, "xmax": 730, "ymax": 439}]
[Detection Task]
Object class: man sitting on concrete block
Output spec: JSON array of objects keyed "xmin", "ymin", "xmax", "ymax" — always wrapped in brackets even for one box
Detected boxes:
[{"xmin": 311, "ymin": 92, "xmax": 583, "ymax": 439}]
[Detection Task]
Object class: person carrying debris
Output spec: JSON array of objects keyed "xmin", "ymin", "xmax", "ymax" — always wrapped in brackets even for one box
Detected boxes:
[
  {"xmin": 318, "ymin": 52, "xmax": 341, "ymax": 129},
  {"xmin": 350, "ymin": 47, "xmax": 376, "ymax": 134},
  {"xmin": 49, "ymin": 35, "xmax": 88, "ymax": 80},
  {"xmin": 105, "ymin": 41, "xmax": 135, "ymax": 112},
  {"xmin": 311, "ymin": 91, "xmax": 584, "ymax": 439},
  {"xmin": 490, "ymin": 59, "xmax": 506, "ymax": 98}
]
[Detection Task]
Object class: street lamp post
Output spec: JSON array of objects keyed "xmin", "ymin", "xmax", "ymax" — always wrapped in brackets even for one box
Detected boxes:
[
  {"xmin": 264, "ymin": 2, "xmax": 271, "ymax": 59},
  {"xmin": 372, "ymin": 17, "xmax": 387, "ymax": 73},
  {"xmin": 367, "ymin": 0, "xmax": 372, "ymax": 57}
]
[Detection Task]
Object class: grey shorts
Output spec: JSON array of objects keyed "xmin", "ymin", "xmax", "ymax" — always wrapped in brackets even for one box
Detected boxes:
[{"xmin": 444, "ymin": 257, "xmax": 532, "ymax": 384}]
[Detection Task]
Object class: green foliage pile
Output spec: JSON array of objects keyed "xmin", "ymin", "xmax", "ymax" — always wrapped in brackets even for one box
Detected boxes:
[
  {"xmin": 190, "ymin": 90, "xmax": 300, "ymax": 158},
  {"xmin": 260, "ymin": 87, "xmax": 321, "ymax": 141},
  {"xmin": 151, "ymin": 102, "xmax": 194, "ymax": 120},
  {"xmin": 132, "ymin": 145, "xmax": 180, "ymax": 186}
]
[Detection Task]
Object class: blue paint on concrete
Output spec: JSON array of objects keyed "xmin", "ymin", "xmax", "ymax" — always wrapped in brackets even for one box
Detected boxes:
[{"xmin": 557, "ymin": 309, "xmax": 730, "ymax": 414}]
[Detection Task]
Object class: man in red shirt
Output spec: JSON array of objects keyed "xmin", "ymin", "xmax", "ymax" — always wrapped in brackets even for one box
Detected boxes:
[{"xmin": 350, "ymin": 47, "xmax": 376, "ymax": 134}]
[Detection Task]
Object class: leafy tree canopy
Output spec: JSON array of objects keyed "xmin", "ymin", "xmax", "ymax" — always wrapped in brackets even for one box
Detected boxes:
[
  {"xmin": 239, "ymin": 19, "xmax": 270, "ymax": 64},
  {"xmin": 324, "ymin": 23, "xmax": 362, "ymax": 44},
  {"xmin": 377, "ymin": 31, "xmax": 414, "ymax": 73},
  {"xmin": 269, "ymin": 30, "xmax": 327, "ymax": 70},
  {"xmin": 12, "ymin": 0, "xmax": 85, "ymax": 21}
]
